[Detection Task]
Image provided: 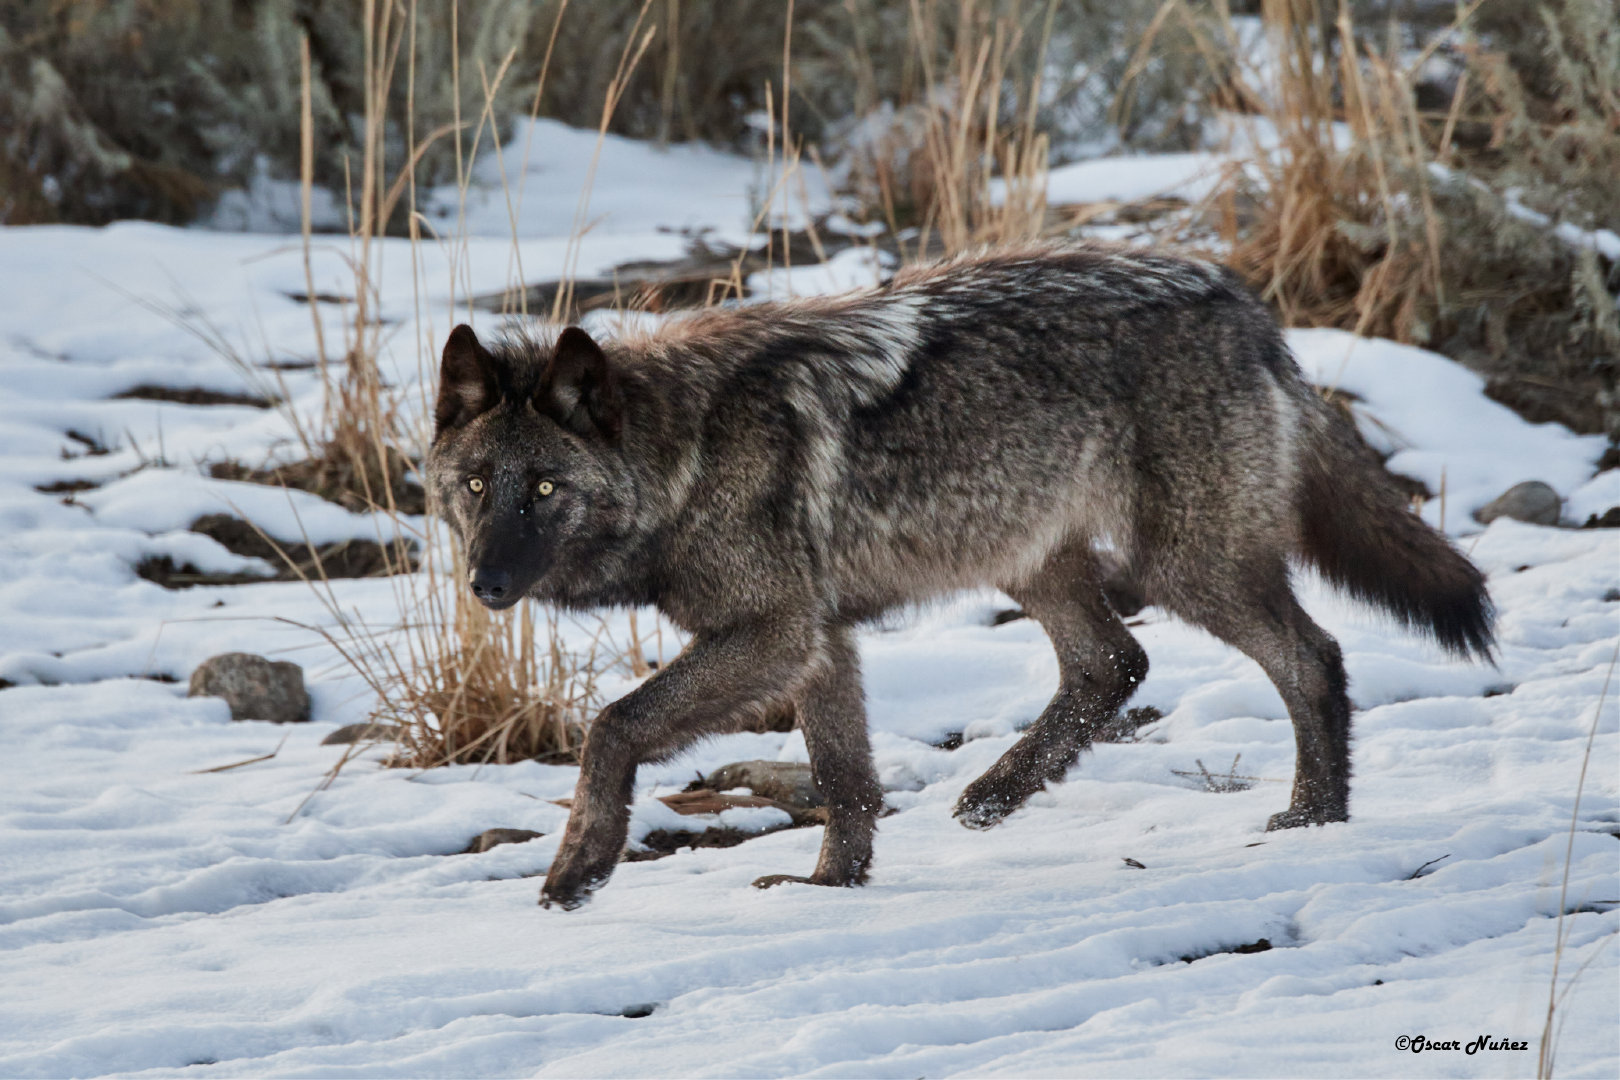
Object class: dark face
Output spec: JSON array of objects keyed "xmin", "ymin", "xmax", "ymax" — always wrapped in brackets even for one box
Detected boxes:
[{"xmin": 428, "ymin": 325, "xmax": 634, "ymax": 610}]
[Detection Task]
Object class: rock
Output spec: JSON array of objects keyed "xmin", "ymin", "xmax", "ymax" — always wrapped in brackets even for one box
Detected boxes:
[
  {"xmin": 1474, "ymin": 481, "xmax": 1561, "ymax": 526},
  {"xmin": 703, "ymin": 760, "xmax": 824, "ymax": 810},
  {"xmin": 321, "ymin": 722, "xmax": 404, "ymax": 746},
  {"xmin": 461, "ymin": 828, "xmax": 544, "ymax": 854},
  {"xmin": 658, "ymin": 790, "xmax": 783, "ymax": 816},
  {"xmin": 188, "ymin": 652, "xmax": 310, "ymax": 723}
]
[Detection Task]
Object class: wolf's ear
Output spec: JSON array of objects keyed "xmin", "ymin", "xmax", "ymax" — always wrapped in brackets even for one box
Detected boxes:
[
  {"xmin": 436, "ymin": 324, "xmax": 500, "ymax": 439},
  {"xmin": 540, "ymin": 326, "xmax": 623, "ymax": 441}
]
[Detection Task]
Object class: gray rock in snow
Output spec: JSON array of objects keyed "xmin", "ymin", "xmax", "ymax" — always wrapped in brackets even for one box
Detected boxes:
[
  {"xmin": 1475, "ymin": 481, "xmax": 1561, "ymax": 526},
  {"xmin": 321, "ymin": 722, "xmax": 404, "ymax": 745},
  {"xmin": 188, "ymin": 652, "xmax": 310, "ymax": 724},
  {"xmin": 461, "ymin": 828, "xmax": 544, "ymax": 854},
  {"xmin": 704, "ymin": 760, "xmax": 825, "ymax": 809}
]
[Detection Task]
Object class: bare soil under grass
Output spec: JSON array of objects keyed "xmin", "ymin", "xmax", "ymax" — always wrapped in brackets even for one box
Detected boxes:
[{"xmin": 136, "ymin": 512, "xmax": 417, "ymax": 589}]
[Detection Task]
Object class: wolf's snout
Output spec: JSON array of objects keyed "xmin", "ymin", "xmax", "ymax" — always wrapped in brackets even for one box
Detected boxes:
[{"xmin": 469, "ymin": 566, "xmax": 513, "ymax": 604}]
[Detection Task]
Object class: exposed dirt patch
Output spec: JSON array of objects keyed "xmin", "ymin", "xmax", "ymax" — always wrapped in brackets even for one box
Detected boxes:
[
  {"xmin": 283, "ymin": 291, "xmax": 354, "ymax": 306},
  {"xmin": 460, "ymin": 828, "xmax": 544, "ymax": 855},
  {"xmin": 112, "ymin": 385, "xmax": 274, "ymax": 408},
  {"xmin": 135, "ymin": 556, "xmax": 275, "ymax": 589},
  {"xmin": 191, "ymin": 513, "xmax": 417, "ymax": 578},
  {"xmin": 1180, "ymin": 938, "xmax": 1274, "ymax": 963},
  {"xmin": 34, "ymin": 478, "xmax": 104, "ymax": 494},
  {"xmin": 210, "ymin": 452, "xmax": 426, "ymax": 516},
  {"xmin": 135, "ymin": 513, "xmax": 418, "ymax": 589},
  {"xmin": 624, "ymin": 827, "xmax": 759, "ymax": 861},
  {"xmin": 552, "ymin": 787, "xmax": 826, "ymax": 864},
  {"xmin": 63, "ymin": 429, "xmax": 112, "ymax": 457},
  {"xmin": 1484, "ymin": 374, "xmax": 1611, "ymax": 438}
]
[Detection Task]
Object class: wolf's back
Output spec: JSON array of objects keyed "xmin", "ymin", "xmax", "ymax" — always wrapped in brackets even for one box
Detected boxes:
[{"xmin": 1292, "ymin": 384, "xmax": 1496, "ymax": 661}]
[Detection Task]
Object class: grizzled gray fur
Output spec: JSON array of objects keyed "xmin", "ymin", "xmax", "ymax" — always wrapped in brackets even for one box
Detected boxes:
[{"xmin": 427, "ymin": 242, "xmax": 1495, "ymax": 910}]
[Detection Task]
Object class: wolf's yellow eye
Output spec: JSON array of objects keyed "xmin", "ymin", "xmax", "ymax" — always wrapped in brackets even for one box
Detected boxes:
[
  {"xmin": 537, "ymin": 480, "xmax": 554, "ymax": 497},
  {"xmin": 467, "ymin": 477, "xmax": 485, "ymax": 494}
]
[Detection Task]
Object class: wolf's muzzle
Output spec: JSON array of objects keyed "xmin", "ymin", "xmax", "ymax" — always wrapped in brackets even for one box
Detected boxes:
[{"xmin": 469, "ymin": 566, "xmax": 517, "ymax": 608}]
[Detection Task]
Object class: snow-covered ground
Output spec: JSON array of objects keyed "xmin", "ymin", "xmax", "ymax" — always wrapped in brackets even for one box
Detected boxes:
[{"xmin": 1, "ymin": 123, "xmax": 1616, "ymax": 1078}]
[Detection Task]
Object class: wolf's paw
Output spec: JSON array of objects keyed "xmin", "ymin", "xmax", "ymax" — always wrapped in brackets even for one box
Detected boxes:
[
  {"xmin": 538, "ymin": 870, "xmax": 610, "ymax": 910},
  {"xmin": 953, "ymin": 788, "xmax": 1016, "ymax": 830},
  {"xmin": 1265, "ymin": 804, "xmax": 1347, "ymax": 831},
  {"xmin": 538, "ymin": 884, "xmax": 593, "ymax": 911},
  {"xmin": 538, "ymin": 849, "xmax": 617, "ymax": 910}
]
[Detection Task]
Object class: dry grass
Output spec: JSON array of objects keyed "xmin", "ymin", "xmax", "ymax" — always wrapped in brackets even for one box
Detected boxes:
[
  {"xmin": 844, "ymin": 0, "xmax": 1057, "ymax": 258},
  {"xmin": 1196, "ymin": 0, "xmax": 1458, "ymax": 342},
  {"xmin": 1136, "ymin": 0, "xmax": 1618, "ymax": 436},
  {"xmin": 298, "ymin": 2, "xmax": 678, "ymax": 774},
  {"xmin": 1536, "ymin": 639, "xmax": 1619, "ymax": 1080},
  {"xmin": 296, "ymin": 4, "xmax": 415, "ymax": 521},
  {"xmin": 309, "ymin": 560, "xmax": 612, "ymax": 769}
]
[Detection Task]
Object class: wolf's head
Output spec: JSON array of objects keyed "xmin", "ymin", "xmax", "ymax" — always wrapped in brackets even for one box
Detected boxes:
[{"xmin": 426, "ymin": 325, "xmax": 638, "ymax": 610}]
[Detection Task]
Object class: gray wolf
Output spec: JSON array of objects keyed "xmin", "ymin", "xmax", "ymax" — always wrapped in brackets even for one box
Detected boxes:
[{"xmin": 426, "ymin": 243, "xmax": 1494, "ymax": 910}]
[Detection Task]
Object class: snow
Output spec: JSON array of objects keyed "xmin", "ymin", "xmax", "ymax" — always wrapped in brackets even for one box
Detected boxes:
[
  {"xmin": 747, "ymin": 246, "xmax": 891, "ymax": 300},
  {"xmin": 1, "ymin": 119, "xmax": 1617, "ymax": 1078},
  {"xmin": 422, "ymin": 118, "xmax": 831, "ymax": 243},
  {"xmin": 1289, "ymin": 329, "xmax": 1609, "ymax": 531},
  {"xmin": 993, "ymin": 152, "xmax": 1222, "ymax": 208}
]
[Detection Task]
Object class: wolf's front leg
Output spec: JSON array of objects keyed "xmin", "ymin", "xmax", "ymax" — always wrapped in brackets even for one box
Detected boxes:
[
  {"xmin": 753, "ymin": 628, "xmax": 880, "ymax": 890},
  {"xmin": 540, "ymin": 707, "xmax": 638, "ymax": 910},
  {"xmin": 540, "ymin": 619, "xmax": 823, "ymax": 910}
]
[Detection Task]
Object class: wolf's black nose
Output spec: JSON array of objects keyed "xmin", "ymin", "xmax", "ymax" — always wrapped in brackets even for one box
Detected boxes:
[{"xmin": 469, "ymin": 566, "xmax": 512, "ymax": 601}]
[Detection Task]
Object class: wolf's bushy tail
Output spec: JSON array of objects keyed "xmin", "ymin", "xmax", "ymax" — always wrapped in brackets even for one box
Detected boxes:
[{"xmin": 1296, "ymin": 397, "xmax": 1496, "ymax": 662}]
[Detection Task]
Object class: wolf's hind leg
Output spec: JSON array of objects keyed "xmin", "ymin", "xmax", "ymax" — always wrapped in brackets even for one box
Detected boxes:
[
  {"xmin": 954, "ymin": 544, "xmax": 1148, "ymax": 829},
  {"xmin": 1160, "ymin": 559, "xmax": 1351, "ymax": 829},
  {"xmin": 754, "ymin": 627, "xmax": 882, "ymax": 890}
]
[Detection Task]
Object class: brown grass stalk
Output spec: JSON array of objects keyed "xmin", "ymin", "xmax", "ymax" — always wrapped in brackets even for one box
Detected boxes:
[
  {"xmin": 861, "ymin": 0, "xmax": 1056, "ymax": 262},
  {"xmin": 1537, "ymin": 638, "xmax": 1619, "ymax": 1079},
  {"xmin": 308, "ymin": 2, "xmax": 679, "ymax": 775}
]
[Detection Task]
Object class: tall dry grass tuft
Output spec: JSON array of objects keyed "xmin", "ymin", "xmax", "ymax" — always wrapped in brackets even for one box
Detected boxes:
[
  {"xmin": 1143, "ymin": 0, "xmax": 1618, "ymax": 435},
  {"xmin": 298, "ymin": 2, "xmax": 672, "ymax": 775},
  {"xmin": 306, "ymin": 554, "xmax": 613, "ymax": 769},
  {"xmin": 288, "ymin": 5, "xmax": 424, "ymax": 519},
  {"xmin": 1208, "ymin": 0, "xmax": 1451, "ymax": 342},
  {"xmin": 851, "ymin": 0, "xmax": 1057, "ymax": 260},
  {"xmin": 1536, "ymin": 639, "xmax": 1619, "ymax": 1080}
]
